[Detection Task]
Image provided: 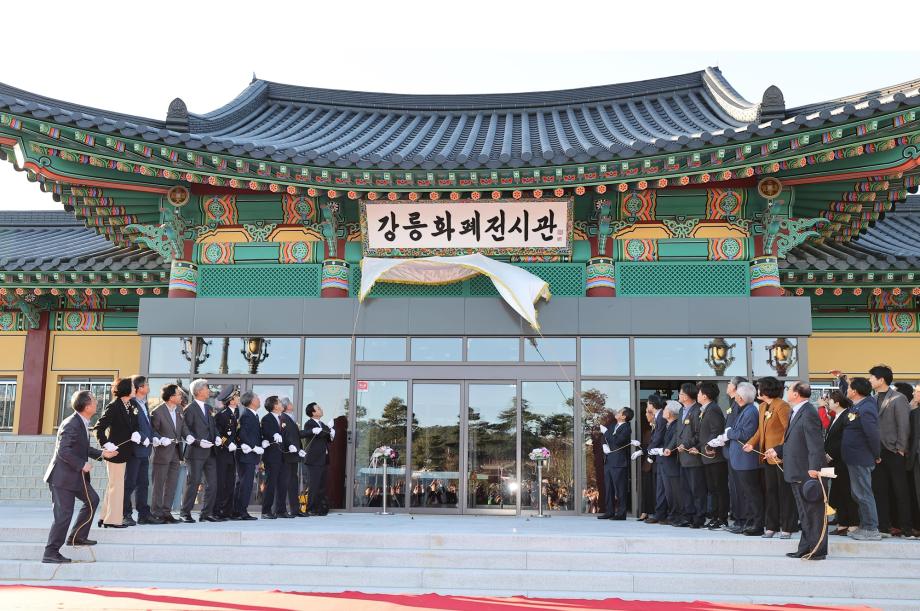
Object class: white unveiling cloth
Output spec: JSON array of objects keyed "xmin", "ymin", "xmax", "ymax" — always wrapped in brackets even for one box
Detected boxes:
[{"xmin": 359, "ymin": 253, "xmax": 551, "ymax": 330}]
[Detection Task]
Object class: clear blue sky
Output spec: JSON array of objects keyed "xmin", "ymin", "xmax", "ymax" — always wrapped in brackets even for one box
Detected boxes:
[{"xmin": 2, "ymin": 1, "xmax": 918, "ymax": 210}]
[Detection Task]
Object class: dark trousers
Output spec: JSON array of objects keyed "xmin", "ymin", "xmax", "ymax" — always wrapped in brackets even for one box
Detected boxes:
[
  {"xmin": 233, "ymin": 461, "xmax": 256, "ymax": 516},
  {"xmin": 305, "ymin": 463, "xmax": 327, "ymax": 514},
  {"xmin": 214, "ymin": 453, "xmax": 236, "ymax": 517},
  {"xmin": 664, "ymin": 475, "xmax": 682, "ymax": 523},
  {"xmin": 737, "ymin": 468, "xmax": 764, "ymax": 530},
  {"xmin": 603, "ymin": 465, "xmax": 628, "ymax": 517},
  {"xmin": 828, "ymin": 461, "xmax": 858, "ymax": 527},
  {"xmin": 261, "ymin": 461, "xmax": 287, "ymax": 515},
  {"xmin": 285, "ymin": 462, "xmax": 301, "ymax": 513},
  {"xmin": 653, "ymin": 462, "xmax": 669, "ymax": 520},
  {"xmin": 791, "ymin": 480, "xmax": 828, "ymax": 557},
  {"xmin": 123, "ymin": 456, "xmax": 150, "ymax": 519},
  {"xmin": 181, "ymin": 456, "xmax": 217, "ymax": 517},
  {"xmin": 728, "ymin": 463, "xmax": 745, "ymax": 525},
  {"xmin": 680, "ymin": 465, "xmax": 707, "ymax": 524},
  {"xmin": 45, "ymin": 483, "xmax": 99, "ymax": 557},
  {"xmin": 640, "ymin": 468, "xmax": 655, "ymax": 516},
  {"xmin": 703, "ymin": 461, "xmax": 729, "ymax": 522},
  {"xmin": 872, "ymin": 449, "xmax": 912, "ymax": 533},
  {"xmin": 764, "ymin": 462, "xmax": 798, "ymax": 532}
]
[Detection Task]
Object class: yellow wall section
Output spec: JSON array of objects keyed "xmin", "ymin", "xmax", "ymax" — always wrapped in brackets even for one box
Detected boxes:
[
  {"xmin": 0, "ymin": 334, "xmax": 26, "ymax": 432},
  {"xmin": 41, "ymin": 332, "xmax": 141, "ymax": 433},
  {"xmin": 808, "ymin": 333, "xmax": 920, "ymax": 379}
]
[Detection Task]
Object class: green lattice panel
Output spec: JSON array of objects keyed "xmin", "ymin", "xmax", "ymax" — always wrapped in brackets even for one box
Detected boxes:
[
  {"xmin": 198, "ymin": 264, "xmax": 322, "ymax": 297},
  {"xmin": 616, "ymin": 262, "xmax": 749, "ymax": 297}
]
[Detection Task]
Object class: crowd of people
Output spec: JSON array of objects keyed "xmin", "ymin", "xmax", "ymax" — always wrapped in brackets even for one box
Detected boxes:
[
  {"xmin": 599, "ymin": 365, "xmax": 920, "ymax": 561},
  {"xmin": 42, "ymin": 376, "xmax": 334, "ymax": 564}
]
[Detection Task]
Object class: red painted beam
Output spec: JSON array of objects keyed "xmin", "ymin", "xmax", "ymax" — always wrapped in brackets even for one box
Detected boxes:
[{"xmin": 17, "ymin": 311, "xmax": 51, "ymax": 435}]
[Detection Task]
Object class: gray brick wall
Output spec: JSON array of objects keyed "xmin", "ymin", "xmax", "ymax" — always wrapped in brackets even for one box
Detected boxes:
[{"xmin": 0, "ymin": 435, "xmax": 109, "ymax": 502}]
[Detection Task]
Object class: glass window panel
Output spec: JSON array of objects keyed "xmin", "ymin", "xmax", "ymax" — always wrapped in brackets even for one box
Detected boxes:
[
  {"xmin": 248, "ymin": 382, "xmax": 296, "ymax": 421},
  {"xmin": 579, "ymin": 380, "xmax": 631, "ymax": 514},
  {"xmin": 149, "ymin": 336, "xmax": 192, "ymax": 374},
  {"xmin": 302, "ymin": 378, "xmax": 350, "ymax": 509},
  {"xmin": 305, "ymin": 337, "xmax": 351, "ymax": 374},
  {"xmin": 354, "ymin": 380, "xmax": 408, "ymax": 508},
  {"xmin": 467, "ymin": 337, "xmax": 519, "ymax": 361},
  {"xmin": 410, "ymin": 337, "xmax": 462, "ymax": 362},
  {"xmin": 580, "ymin": 338, "xmax": 630, "ymax": 376},
  {"xmin": 524, "ymin": 337, "xmax": 575, "ymax": 363},
  {"xmin": 355, "ymin": 337, "xmax": 406, "ymax": 361},
  {"xmin": 57, "ymin": 378, "xmax": 111, "ymax": 429},
  {"xmin": 194, "ymin": 337, "xmax": 299, "ymax": 375},
  {"xmin": 467, "ymin": 383, "xmax": 518, "ymax": 510},
  {"xmin": 0, "ymin": 380, "xmax": 16, "ymax": 432},
  {"xmin": 633, "ymin": 337, "xmax": 746, "ymax": 377},
  {"xmin": 751, "ymin": 337, "xmax": 800, "ymax": 378},
  {"xmin": 145, "ymin": 377, "xmax": 190, "ymax": 411},
  {"xmin": 410, "ymin": 383, "xmax": 461, "ymax": 508},
  {"xmin": 521, "ymin": 381, "xmax": 574, "ymax": 511}
]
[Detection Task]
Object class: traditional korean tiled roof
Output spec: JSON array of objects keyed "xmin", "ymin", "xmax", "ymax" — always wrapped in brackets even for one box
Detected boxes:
[
  {"xmin": 783, "ymin": 195, "xmax": 920, "ymax": 271},
  {"xmin": 2, "ymin": 67, "xmax": 919, "ymax": 171},
  {"xmin": 0, "ymin": 210, "xmax": 166, "ymax": 272}
]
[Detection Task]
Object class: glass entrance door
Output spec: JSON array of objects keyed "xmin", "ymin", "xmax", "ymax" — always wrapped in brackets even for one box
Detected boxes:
[
  {"xmin": 410, "ymin": 383, "xmax": 461, "ymax": 510},
  {"xmin": 465, "ymin": 382, "xmax": 518, "ymax": 513}
]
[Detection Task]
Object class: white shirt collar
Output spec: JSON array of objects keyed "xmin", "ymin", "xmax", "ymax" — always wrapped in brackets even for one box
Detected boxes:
[
  {"xmin": 791, "ymin": 400, "xmax": 807, "ymax": 413},
  {"xmin": 78, "ymin": 412, "xmax": 91, "ymax": 430}
]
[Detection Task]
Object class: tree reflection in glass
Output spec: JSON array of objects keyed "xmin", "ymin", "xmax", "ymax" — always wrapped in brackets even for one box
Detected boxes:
[
  {"xmin": 354, "ymin": 381, "xmax": 409, "ymax": 508},
  {"xmin": 521, "ymin": 381, "xmax": 574, "ymax": 511},
  {"xmin": 410, "ymin": 384, "xmax": 460, "ymax": 508},
  {"xmin": 579, "ymin": 381, "xmax": 631, "ymax": 514},
  {"xmin": 467, "ymin": 384, "xmax": 518, "ymax": 509}
]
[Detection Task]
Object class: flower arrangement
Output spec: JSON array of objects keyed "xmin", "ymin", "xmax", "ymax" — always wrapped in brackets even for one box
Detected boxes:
[
  {"xmin": 372, "ymin": 445, "xmax": 399, "ymax": 461},
  {"xmin": 528, "ymin": 447, "xmax": 550, "ymax": 461}
]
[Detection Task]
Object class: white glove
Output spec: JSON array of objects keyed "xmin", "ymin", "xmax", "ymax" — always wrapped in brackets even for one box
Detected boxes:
[
  {"xmin": 160, "ymin": 437, "xmax": 173, "ymax": 446},
  {"xmin": 631, "ymin": 450, "xmax": 643, "ymax": 460},
  {"xmin": 723, "ymin": 427, "xmax": 731, "ymax": 436},
  {"xmin": 228, "ymin": 442, "xmax": 237, "ymax": 452},
  {"xmin": 142, "ymin": 437, "xmax": 150, "ymax": 447},
  {"xmin": 630, "ymin": 440, "xmax": 641, "ymax": 447},
  {"xmin": 185, "ymin": 435, "xmax": 195, "ymax": 445},
  {"xmin": 707, "ymin": 438, "xmax": 722, "ymax": 448},
  {"xmin": 602, "ymin": 443, "xmax": 611, "ymax": 454},
  {"xmin": 130, "ymin": 431, "xmax": 141, "ymax": 444},
  {"xmin": 288, "ymin": 444, "xmax": 297, "ymax": 453},
  {"xmin": 261, "ymin": 440, "xmax": 270, "ymax": 448},
  {"xmin": 103, "ymin": 442, "xmax": 117, "ymax": 452},
  {"xmin": 199, "ymin": 439, "xmax": 213, "ymax": 449},
  {"xmin": 326, "ymin": 419, "xmax": 335, "ymax": 429},
  {"xmin": 151, "ymin": 437, "xmax": 161, "ymax": 447},
  {"xmin": 719, "ymin": 433, "xmax": 729, "ymax": 444},
  {"xmin": 646, "ymin": 457, "xmax": 654, "ymax": 464},
  {"xmin": 330, "ymin": 429, "xmax": 336, "ymax": 440},
  {"xmin": 241, "ymin": 444, "xmax": 252, "ymax": 454},
  {"xmin": 214, "ymin": 437, "xmax": 223, "ymax": 446},
  {"xmin": 312, "ymin": 427, "xmax": 322, "ymax": 435},
  {"xmin": 649, "ymin": 448, "xmax": 662, "ymax": 456},
  {"xmin": 254, "ymin": 446, "xmax": 264, "ymax": 455},
  {"xmin": 298, "ymin": 449, "xmax": 306, "ymax": 458},
  {"xmin": 599, "ymin": 424, "xmax": 608, "ymax": 434},
  {"xmin": 273, "ymin": 433, "xmax": 282, "ymax": 443}
]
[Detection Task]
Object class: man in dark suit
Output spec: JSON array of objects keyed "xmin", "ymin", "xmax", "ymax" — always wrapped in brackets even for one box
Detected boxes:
[
  {"xmin": 302, "ymin": 402, "xmax": 335, "ymax": 516},
  {"xmin": 213, "ymin": 385, "xmax": 240, "ymax": 520},
  {"xmin": 668, "ymin": 382, "xmax": 706, "ymax": 528},
  {"xmin": 658, "ymin": 402, "xmax": 683, "ymax": 525},
  {"xmin": 644, "ymin": 395, "xmax": 669, "ymax": 524},
  {"xmin": 696, "ymin": 381, "xmax": 729, "ymax": 530},
  {"xmin": 150, "ymin": 383, "xmax": 185, "ymax": 523},
  {"xmin": 180, "ymin": 378, "xmax": 220, "ymax": 522},
  {"xmin": 868, "ymin": 365, "xmax": 912, "ymax": 537},
  {"xmin": 281, "ymin": 398, "xmax": 307, "ymax": 517},
  {"xmin": 604, "ymin": 407, "xmax": 636, "ymax": 520},
  {"xmin": 771, "ymin": 382, "xmax": 828, "ymax": 560},
  {"xmin": 724, "ymin": 376, "xmax": 748, "ymax": 531},
  {"xmin": 233, "ymin": 391, "xmax": 262, "ymax": 520},
  {"xmin": 843, "ymin": 377, "xmax": 882, "ymax": 540},
  {"xmin": 727, "ymin": 382, "xmax": 764, "ymax": 535},
  {"xmin": 260, "ymin": 395, "xmax": 287, "ymax": 519},
  {"xmin": 124, "ymin": 375, "xmax": 156, "ymax": 526},
  {"xmin": 43, "ymin": 390, "xmax": 118, "ymax": 563}
]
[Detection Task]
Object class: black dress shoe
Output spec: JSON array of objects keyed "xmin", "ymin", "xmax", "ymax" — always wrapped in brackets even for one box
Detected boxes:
[
  {"xmin": 672, "ymin": 520, "xmax": 691, "ymax": 527},
  {"xmin": 728, "ymin": 525, "xmax": 744, "ymax": 534},
  {"xmin": 228, "ymin": 514, "xmax": 243, "ymax": 521},
  {"xmin": 138, "ymin": 515, "xmax": 164, "ymax": 525},
  {"xmin": 103, "ymin": 523, "xmax": 127, "ymax": 528},
  {"xmin": 199, "ymin": 514, "xmax": 219, "ymax": 522},
  {"xmin": 42, "ymin": 553, "xmax": 71, "ymax": 564},
  {"xmin": 644, "ymin": 517, "xmax": 659, "ymax": 524},
  {"xmin": 786, "ymin": 551, "xmax": 805, "ymax": 558},
  {"xmin": 596, "ymin": 513, "xmax": 614, "ymax": 520},
  {"xmin": 179, "ymin": 514, "xmax": 195, "ymax": 523},
  {"xmin": 292, "ymin": 511, "xmax": 308, "ymax": 517},
  {"xmin": 804, "ymin": 554, "xmax": 826, "ymax": 561},
  {"xmin": 277, "ymin": 512, "xmax": 295, "ymax": 519},
  {"xmin": 611, "ymin": 515, "xmax": 626, "ymax": 520},
  {"xmin": 708, "ymin": 520, "xmax": 725, "ymax": 530},
  {"xmin": 214, "ymin": 516, "xmax": 228, "ymax": 522},
  {"xmin": 240, "ymin": 514, "xmax": 258, "ymax": 521},
  {"xmin": 743, "ymin": 528, "xmax": 765, "ymax": 536},
  {"xmin": 690, "ymin": 522, "xmax": 703, "ymax": 529},
  {"xmin": 163, "ymin": 514, "xmax": 180, "ymax": 524},
  {"xmin": 96, "ymin": 519, "xmax": 103, "ymax": 528},
  {"xmin": 67, "ymin": 538, "xmax": 97, "ymax": 546},
  {"xmin": 261, "ymin": 513, "xmax": 277, "ymax": 519},
  {"xmin": 122, "ymin": 517, "xmax": 137, "ymax": 527}
]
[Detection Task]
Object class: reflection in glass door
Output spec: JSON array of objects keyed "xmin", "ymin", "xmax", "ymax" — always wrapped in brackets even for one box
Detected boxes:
[
  {"xmin": 354, "ymin": 380, "xmax": 408, "ymax": 509},
  {"xmin": 410, "ymin": 383, "xmax": 461, "ymax": 509},
  {"xmin": 466, "ymin": 383, "xmax": 518, "ymax": 511}
]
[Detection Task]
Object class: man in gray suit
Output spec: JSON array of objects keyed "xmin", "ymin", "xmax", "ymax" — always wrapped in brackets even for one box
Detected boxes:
[
  {"xmin": 667, "ymin": 382, "xmax": 706, "ymax": 528},
  {"xmin": 43, "ymin": 390, "xmax": 118, "ymax": 563},
  {"xmin": 769, "ymin": 381, "xmax": 827, "ymax": 560},
  {"xmin": 180, "ymin": 378, "xmax": 220, "ymax": 522},
  {"xmin": 150, "ymin": 383, "xmax": 185, "ymax": 523},
  {"xmin": 869, "ymin": 365, "xmax": 912, "ymax": 537}
]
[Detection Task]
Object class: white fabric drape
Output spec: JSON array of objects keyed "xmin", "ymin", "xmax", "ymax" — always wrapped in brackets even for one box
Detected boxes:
[{"xmin": 359, "ymin": 253, "xmax": 551, "ymax": 330}]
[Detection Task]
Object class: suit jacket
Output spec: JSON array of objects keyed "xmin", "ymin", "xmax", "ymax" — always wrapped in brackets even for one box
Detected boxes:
[
  {"xmin": 776, "ymin": 402, "xmax": 826, "ymax": 484},
  {"xmin": 877, "ymin": 389, "xmax": 910, "ymax": 454},
  {"xmin": 45, "ymin": 413, "xmax": 102, "ymax": 494},
  {"xmin": 728, "ymin": 402, "xmax": 761, "ymax": 471},
  {"xmin": 659, "ymin": 420, "xmax": 680, "ymax": 477},
  {"xmin": 150, "ymin": 404, "xmax": 184, "ymax": 464},
  {"xmin": 237, "ymin": 409, "xmax": 262, "ymax": 465},
  {"xmin": 908, "ymin": 406, "xmax": 920, "ymax": 470},
  {"xmin": 129, "ymin": 398, "xmax": 153, "ymax": 460},
  {"xmin": 647, "ymin": 410, "xmax": 666, "ymax": 464},
  {"xmin": 725, "ymin": 399, "xmax": 741, "ymax": 430},
  {"xmin": 181, "ymin": 400, "xmax": 218, "ymax": 462},
  {"xmin": 745, "ymin": 397, "xmax": 790, "ymax": 465},
  {"xmin": 824, "ymin": 409, "xmax": 848, "ymax": 466},
  {"xmin": 214, "ymin": 406, "xmax": 239, "ymax": 460},
  {"xmin": 697, "ymin": 401, "xmax": 726, "ymax": 464},
  {"xmin": 280, "ymin": 412, "xmax": 302, "ymax": 464},
  {"xmin": 668, "ymin": 403, "xmax": 702, "ymax": 467},
  {"xmin": 94, "ymin": 398, "xmax": 136, "ymax": 464},
  {"xmin": 603, "ymin": 422, "xmax": 631, "ymax": 468},
  {"xmin": 842, "ymin": 396, "xmax": 880, "ymax": 467},
  {"xmin": 260, "ymin": 412, "xmax": 283, "ymax": 465},
  {"xmin": 301, "ymin": 418, "xmax": 332, "ymax": 466}
]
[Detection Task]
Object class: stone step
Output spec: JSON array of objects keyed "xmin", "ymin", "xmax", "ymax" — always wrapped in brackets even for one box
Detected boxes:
[{"xmin": 3, "ymin": 559, "xmax": 920, "ymax": 602}]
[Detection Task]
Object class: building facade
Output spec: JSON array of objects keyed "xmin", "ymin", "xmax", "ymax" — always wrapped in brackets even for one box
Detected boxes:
[{"xmin": 1, "ymin": 68, "xmax": 919, "ymax": 512}]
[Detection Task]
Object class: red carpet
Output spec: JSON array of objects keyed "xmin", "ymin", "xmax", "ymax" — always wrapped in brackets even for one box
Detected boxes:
[{"xmin": 0, "ymin": 585, "xmax": 878, "ymax": 610}]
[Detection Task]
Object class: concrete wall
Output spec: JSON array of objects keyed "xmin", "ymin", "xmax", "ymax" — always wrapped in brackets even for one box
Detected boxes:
[{"xmin": 0, "ymin": 435, "xmax": 110, "ymax": 503}]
